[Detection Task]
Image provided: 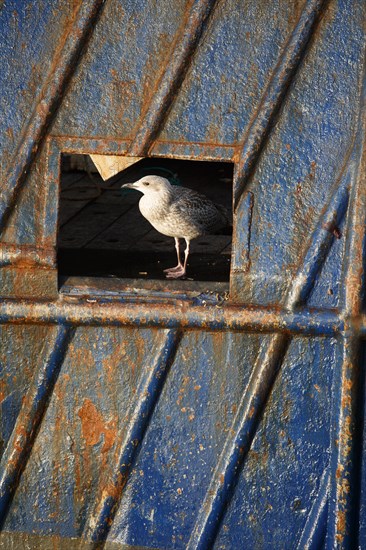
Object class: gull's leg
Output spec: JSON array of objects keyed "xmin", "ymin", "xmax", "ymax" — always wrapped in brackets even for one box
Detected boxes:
[
  {"xmin": 183, "ymin": 238, "xmax": 190, "ymax": 272},
  {"xmin": 164, "ymin": 237, "xmax": 184, "ymax": 275},
  {"xmin": 165, "ymin": 238, "xmax": 189, "ymax": 279},
  {"xmin": 164, "ymin": 239, "xmax": 189, "ymax": 279}
]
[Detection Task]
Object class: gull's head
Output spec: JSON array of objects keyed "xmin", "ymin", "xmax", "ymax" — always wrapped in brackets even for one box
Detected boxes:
[{"xmin": 122, "ymin": 175, "xmax": 173, "ymax": 195}]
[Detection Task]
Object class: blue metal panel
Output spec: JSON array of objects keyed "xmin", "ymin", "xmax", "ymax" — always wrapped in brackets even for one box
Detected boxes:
[
  {"xmin": 0, "ymin": 0, "xmax": 78, "ymax": 173},
  {"xmin": 2, "ymin": 327, "xmax": 175, "ymax": 537},
  {"xmin": 0, "ymin": 0, "xmax": 365, "ymax": 549},
  {"xmin": 0, "ymin": 326, "xmax": 57, "ymax": 458},
  {"xmin": 53, "ymin": 0, "xmax": 193, "ymax": 142},
  {"xmin": 159, "ymin": 0, "xmax": 308, "ymax": 146},
  {"xmin": 213, "ymin": 337, "xmax": 336, "ymax": 549},
  {"xmin": 360, "ymin": 346, "xmax": 366, "ymax": 550},
  {"xmin": 107, "ymin": 331, "xmax": 262, "ymax": 548},
  {"xmin": 232, "ymin": 0, "xmax": 365, "ymax": 305}
]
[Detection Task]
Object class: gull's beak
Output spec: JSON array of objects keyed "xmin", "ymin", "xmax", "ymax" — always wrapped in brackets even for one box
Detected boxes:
[{"xmin": 121, "ymin": 182, "xmax": 135, "ymax": 189}]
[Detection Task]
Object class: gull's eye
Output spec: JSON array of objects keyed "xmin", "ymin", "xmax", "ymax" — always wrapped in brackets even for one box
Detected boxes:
[{"xmin": 143, "ymin": 181, "xmax": 150, "ymax": 186}]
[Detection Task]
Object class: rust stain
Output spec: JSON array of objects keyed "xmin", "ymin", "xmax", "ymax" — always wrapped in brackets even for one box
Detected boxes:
[
  {"xmin": 36, "ymin": 100, "xmax": 49, "ymax": 117},
  {"xmin": 78, "ymin": 398, "xmax": 117, "ymax": 452},
  {"xmin": 0, "ymin": 380, "xmax": 6, "ymax": 404},
  {"xmin": 336, "ymin": 510, "xmax": 346, "ymax": 539},
  {"xmin": 102, "ymin": 340, "xmax": 129, "ymax": 384},
  {"xmin": 340, "ymin": 478, "xmax": 350, "ymax": 497},
  {"xmin": 342, "ymin": 395, "xmax": 351, "ymax": 409},
  {"xmin": 5, "ymin": 127, "xmax": 14, "ymax": 139},
  {"xmin": 102, "ymin": 473, "xmax": 128, "ymax": 502},
  {"xmin": 15, "ymin": 424, "xmax": 28, "ymax": 439},
  {"xmin": 332, "ymin": 226, "xmax": 342, "ymax": 239},
  {"xmin": 322, "ymin": 221, "xmax": 342, "ymax": 239},
  {"xmin": 176, "ymin": 375, "xmax": 190, "ymax": 406}
]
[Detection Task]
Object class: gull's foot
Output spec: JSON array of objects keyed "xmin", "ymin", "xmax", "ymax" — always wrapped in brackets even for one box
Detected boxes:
[
  {"xmin": 163, "ymin": 264, "xmax": 183, "ymax": 274},
  {"xmin": 164, "ymin": 266, "xmax": 186, "ymax": 279}
]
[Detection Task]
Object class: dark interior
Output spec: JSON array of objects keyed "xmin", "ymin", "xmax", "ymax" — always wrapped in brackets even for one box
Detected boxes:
[{"xmin": 57, "ymin": 156, "xmax": 233, "ymax": 284}]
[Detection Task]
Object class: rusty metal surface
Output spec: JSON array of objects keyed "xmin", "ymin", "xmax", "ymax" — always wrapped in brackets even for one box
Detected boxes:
[
  {"xmin": 52, "ymin": 0, "xmax": 193, "ymax": 141},
  {"xmin": 0, "ymin": 297, "xmax": 342, "ymax": 336},
  {"xmin": 0, "ymin": 326, "xmax": 73, "ymax": 525},
  {"xmin": 231, "ymin": 0, "xmax": 364, "ymax": 307},
  {"xmin": 0, "ymin": 0, "xmax": 105, "ymax": 235},
  {"xmin": 325, "ymin": 76, "xmax": 366, "ymax": 548},
  {"xmin": 212, "ymin": 336, "xmax": 337, "ymax": 550},
  {"xmin": 0, "ymin": 531, "xmax": 148, "ymax": 550},
  {"xmin": 0, "ymin": 0, "xmax": 365, "ymax": 549}
]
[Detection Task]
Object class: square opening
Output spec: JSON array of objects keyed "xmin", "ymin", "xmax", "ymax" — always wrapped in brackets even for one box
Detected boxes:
[{"xmin": 57, "ymin": 155, "xmax": 233, "ymax": 292}]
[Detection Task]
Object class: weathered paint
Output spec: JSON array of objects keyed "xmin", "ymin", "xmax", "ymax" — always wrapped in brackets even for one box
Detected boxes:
[
  {"xmin": 0, "ymin": 298, "xmax": 344, "ymax": 336},
  {"xmin": 0, "ymin": 0, "xmax": 105, "ymax": 235},
  {"xmin": 326, "ymin": 77, "xmax": 366, "ymax": 549},
  {"xmin": 0, "ymin": 1, "xmax": 365, "ymax": 549},
  {"xmin": 0, "ymin": 326, "xmax": 73, "ymax": 524}
]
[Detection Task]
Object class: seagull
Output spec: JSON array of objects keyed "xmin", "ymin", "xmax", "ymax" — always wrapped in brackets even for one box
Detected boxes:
[{"xmin": 122, "ymin": 175, "xmax": 231, "ymax": 279}]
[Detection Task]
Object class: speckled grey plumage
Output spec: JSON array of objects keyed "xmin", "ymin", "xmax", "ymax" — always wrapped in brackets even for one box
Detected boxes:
[{"xmin": 122, "ymin": 175, "xmax": 231, "ymax": 278}]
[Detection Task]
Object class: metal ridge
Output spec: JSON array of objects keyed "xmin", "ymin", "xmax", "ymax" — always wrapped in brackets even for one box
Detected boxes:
[
  {"xmin": 0, "ymin": 326, "xmax": 74, "ymax": 527},
  {"xmin": 128, "ymin": 0, "xmax": 219, "ymax": 157},
  {"xmin": 233, "ymin": 0, "xmax": 328, "ymax": 211},
  {"xmin": 85, "ymin": 329, "xmax": 182, "ymax": 543},
  {"xmin": 0, "ymin": 0, "xmax": 106, "ymax": 235}
]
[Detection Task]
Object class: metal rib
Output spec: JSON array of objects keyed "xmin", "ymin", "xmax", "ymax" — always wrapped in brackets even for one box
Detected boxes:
[
  {"xmin": 233, "ymin": 0, "xmax": 327, "ymax": 210},
  {"xmin": 0, "ymin": 326, "xmax": 73, "ymax": 526},
  {"xmin": 84, "ymin": 329, "xmax": 182, "ymax": 543},
  {"xmin": 284, "ymin": 173, "xmax": 350, "ymax": 309},
  {"xmin": 0, "ymin": 0, "xmax": 105, "ymax": 236},
  {"xmin": 188, "ymin": 333, "xmax": 291, "ymax": 550},
  {"xmin": 326, "ymin": 76, "xmax": 366, "ymax": 549},
  {"xmin": 128, "ymin": 0, "xmax": 218, "ymax": 157},
  {"xmin": 187, "ymin": 157, "xmax": 350, "ymax": 548},
  {"xmin": 296, "ymin": 469, "xmax": 330, "ymax": 550},
  {"xmin": 0, "ymin": 300, "xmax": 342, "ymax": 335},
  {"xmin": 326, "ymin": 336, "xmax": 362, "ymax": 550}
]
